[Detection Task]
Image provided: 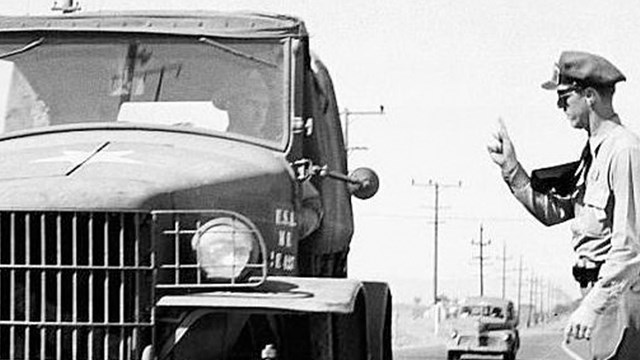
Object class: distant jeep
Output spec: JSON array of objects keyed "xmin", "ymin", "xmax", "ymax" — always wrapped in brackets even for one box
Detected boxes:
[{"xmin": 445, "ymin": 297, "xmax": 520, "ymax": 360}]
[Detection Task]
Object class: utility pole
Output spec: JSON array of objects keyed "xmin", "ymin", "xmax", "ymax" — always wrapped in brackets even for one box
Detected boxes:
[
  {"xmin": 547, "ymin": 281, "xmax": 553, "ymax": 317},
  {"xmin": 517, "ymin": 256, "xmax": 523, "ymax": 321},
  {"xmin": 502, "ymin": 243, "xmax": 507, "ymax": 298},
  {"xmin": 341, "ymin": 106, "xmax": 384, "ymax": 154},
  {"xmin": 538, "ymin": 277, "xmax": 544, "ymax": 323},
  {"xmin": 495, "ymin": 242, "xmax": 512, "ymax": 299},
  {"xmin": 471, "ymin": 223, "xmax": 491, "ymax": 297},
  {"xmin": 527, "ymin": 271, "xmax": 535, "ymax": 327},
  {"xmin": 411, "ymin": 179, "xmax": 461, "ymax": 304}
]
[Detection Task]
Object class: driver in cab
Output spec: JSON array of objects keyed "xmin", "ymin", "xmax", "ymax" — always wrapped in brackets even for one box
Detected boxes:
[{"xmin": 213, "ymin": 69, "xmax": 272, "ymax": 140}]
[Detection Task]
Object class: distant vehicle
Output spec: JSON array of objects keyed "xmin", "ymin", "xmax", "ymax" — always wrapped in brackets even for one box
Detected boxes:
[{"xmin": 445, "ymin": 297, "xmax": 520, "ymax": 360}]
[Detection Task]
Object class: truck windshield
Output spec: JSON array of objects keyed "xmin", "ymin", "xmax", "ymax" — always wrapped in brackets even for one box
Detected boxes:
[
  {"xmin": 460, "ymin": 305, "xmax": 504, "ymax": 318},
  {"xmin": 0, "ymin": 35, "xmax": 287, "ymax": 147}
]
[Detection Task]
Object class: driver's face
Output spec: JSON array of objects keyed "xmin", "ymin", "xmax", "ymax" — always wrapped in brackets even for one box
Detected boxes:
[{"xmin": 227, "ymin": 95, "xmax": 270, "ymax": 137}]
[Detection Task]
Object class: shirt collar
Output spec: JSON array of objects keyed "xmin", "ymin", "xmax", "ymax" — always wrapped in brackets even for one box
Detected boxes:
[{"xmin": 589, "ymin": 119, "xmax": 620, "ymax": 156}]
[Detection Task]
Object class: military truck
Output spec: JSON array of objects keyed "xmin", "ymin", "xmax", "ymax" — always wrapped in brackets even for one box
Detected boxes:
[{"xmin": 0, "ymin": 2, "xmax": 392, "ymax": 359}]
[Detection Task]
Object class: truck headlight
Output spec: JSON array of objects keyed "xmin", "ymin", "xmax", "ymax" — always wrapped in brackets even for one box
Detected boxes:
[{"xmin": 191, "ymin": 217, "xmax": 257, "ymax": 279}]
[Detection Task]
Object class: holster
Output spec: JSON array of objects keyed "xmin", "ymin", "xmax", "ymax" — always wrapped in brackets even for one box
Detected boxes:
[
  {"xmin": 530, "ymin": 160, "xmax": 581, "ymax": 196},
  {"xmin": 572, "ymin": 264, "xmax": 601, "ymax": 288}
]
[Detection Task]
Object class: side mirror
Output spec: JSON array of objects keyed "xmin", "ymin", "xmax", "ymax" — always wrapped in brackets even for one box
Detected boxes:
[
  {"xmin": 348, "ymin": 167, "xmax": 379, "ymax": 200},
  {"xmin": 292, "ymin": 161, "xmax": 379, "ymax": 199}
]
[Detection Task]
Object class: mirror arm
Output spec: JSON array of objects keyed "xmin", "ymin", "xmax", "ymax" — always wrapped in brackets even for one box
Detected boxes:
[
  {"xmin": 291, "ymin": 159, "xmax": 379, "ymax": 199},
  {"xmin": 292, "ymin": 159, "xmax": 355, "ymax": 184}
]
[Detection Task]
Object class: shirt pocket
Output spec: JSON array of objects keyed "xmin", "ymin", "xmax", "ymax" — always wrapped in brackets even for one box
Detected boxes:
[
  {"xmin": 584, "ymin": 182, "xmax": 609, "ymax": 211},
  {"xmin": 579, "ymin": 181, "xmax": 610, "ymax": 235}
]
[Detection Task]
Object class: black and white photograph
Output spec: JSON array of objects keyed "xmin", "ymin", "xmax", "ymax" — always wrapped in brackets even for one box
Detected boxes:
[{"xmin": 0, "ymin": 1, "xmax": 639, "ymax": 359}]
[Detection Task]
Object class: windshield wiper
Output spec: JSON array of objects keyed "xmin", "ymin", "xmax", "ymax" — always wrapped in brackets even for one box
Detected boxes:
[
  {"xmin": 199, "ymin": 37, "xmax": 277, "ymax": 68},
  {"xmin": 0, "ymin": 37, "xmax": 45, "ymax": 59}
]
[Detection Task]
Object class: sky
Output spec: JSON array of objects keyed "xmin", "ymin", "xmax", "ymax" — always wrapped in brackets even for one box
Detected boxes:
[{"xmin": 5, "ymin": 0, "xmax": 640, "ymax": 304}]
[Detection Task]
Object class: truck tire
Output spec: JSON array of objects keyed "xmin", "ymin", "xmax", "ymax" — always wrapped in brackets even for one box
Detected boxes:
[{"xmin": 334, "ymin": 294, "xmax": 367, "ymax": 360}]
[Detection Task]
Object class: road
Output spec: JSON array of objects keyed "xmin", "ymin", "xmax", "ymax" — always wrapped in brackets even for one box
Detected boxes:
[{"xmin": 394, "ymin": 327, "xmax": 591, "ymax": 360}]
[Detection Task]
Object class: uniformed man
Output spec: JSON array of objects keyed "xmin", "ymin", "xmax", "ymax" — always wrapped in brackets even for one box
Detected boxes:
[
  {"xmin": 212, "ymin": 69, "xmax": 274, "ymax": 140},
  {"xmin": 487, "ymin": 51, "xmax": 640, "ymax": 359}
]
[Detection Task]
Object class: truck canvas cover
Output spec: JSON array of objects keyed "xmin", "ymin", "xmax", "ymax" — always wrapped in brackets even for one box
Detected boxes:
[{"xmin": 0, "ymin": 10, "xmax": 308, "ymax": 39}]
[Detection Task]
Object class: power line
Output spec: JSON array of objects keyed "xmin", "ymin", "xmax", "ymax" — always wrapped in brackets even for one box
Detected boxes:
[
  {"xmin": 495, "ymin": 241, "xmax": 513, "ymax": 299},
  {"xmin": 471, "ymin": 223, "xmax": 491, "ymax": 297},
  {"xmin": 411, "ymin": 178, "xmax": 461, "ymax": 304},
  {"xmin": 341, "ymin": 106, "xmax": 384, "ymax": 154},
  {"xmin": 356, "ymin": 212, "xmax": 533, "ymax": 223},
  {"xmin": 517, "ymin": 256, "xmax": 524, "ymax": 321}
]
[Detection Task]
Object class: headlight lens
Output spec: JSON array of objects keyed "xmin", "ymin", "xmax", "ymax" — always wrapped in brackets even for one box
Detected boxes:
[{"xmin": 191, "ymin": 217, "xmax": 256, "ymax": 279}]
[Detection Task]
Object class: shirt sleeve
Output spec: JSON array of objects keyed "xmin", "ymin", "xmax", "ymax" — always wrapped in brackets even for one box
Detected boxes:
[
  {"xmin": 503, "ymin": 162, "xmax": 575, "ymax": 226},
  {"xmin": 581, "ymin": 147, "xmax": 640, "ymax": 313}
]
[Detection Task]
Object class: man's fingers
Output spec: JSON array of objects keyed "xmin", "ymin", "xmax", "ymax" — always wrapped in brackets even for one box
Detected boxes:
[
  {"xmin": 564, "ymin": 324, "xmax": 574, "ymax": 344},
  {"xmin": 565, "ymin": 322, "xmax": 592, "ymax": 342},
  {"xmin": 491, "ymin": 130, "xmax": 501, "ymax": 141},
  {"xmin": 577, "ymin": 324, "xmax": 592, "ymax": 340},
  {"xmin": 487, "ymin": 138, "xmax": 503, "ymax": 153},
  {"xmin": 495, "ymin": 118, "xmax": 514, "ymax": 151},
  {"xmin": 497, "ymin": 117, "xmax": 509, "ymax": 136}
]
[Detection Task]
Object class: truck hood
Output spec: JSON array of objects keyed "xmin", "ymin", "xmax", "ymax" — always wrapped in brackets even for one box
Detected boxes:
[{"xmin": 0, "ymin": 128, "xmax": 293, "ymax": 210}]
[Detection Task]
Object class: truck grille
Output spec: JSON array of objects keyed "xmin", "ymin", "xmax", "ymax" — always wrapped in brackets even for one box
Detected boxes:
[{"xmin": 0, "ymin": 211, "xmax": 154, "ymax": 360}]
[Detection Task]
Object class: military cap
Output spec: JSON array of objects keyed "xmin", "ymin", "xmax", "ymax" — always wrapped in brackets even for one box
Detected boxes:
[{"xmin": 541, "ymin": 51, "xmax": 626, "ymax": 90}]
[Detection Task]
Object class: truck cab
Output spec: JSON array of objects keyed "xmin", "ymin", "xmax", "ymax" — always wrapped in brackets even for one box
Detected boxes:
[{"xmin": 0, "ymin": 8, "xmax": 390, "ymax": 360}]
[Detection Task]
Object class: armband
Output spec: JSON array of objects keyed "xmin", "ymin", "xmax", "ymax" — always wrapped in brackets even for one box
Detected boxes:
[{"xmin": 530, "ymin": 160, "xmax": 580, "ymax": 196}]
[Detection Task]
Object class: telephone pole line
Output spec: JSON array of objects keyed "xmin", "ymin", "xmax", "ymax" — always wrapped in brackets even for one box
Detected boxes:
[
  {"xmin": 496, "ymin": 242, "xmax": 513, "ymax": 299},
  {"xmin": 527, "ymin": 272, "xmax": 536, "ymax": 327},
  {"xmin": 411, "ymin": 179, "xmax": 461, "ymax": 304},
  {"xmin": 517, "ymin": 256, "xmax": 524, "ymax": 320},
  {"xmin": 538, "ymin": 277, "xmax": 546, "ymax": 323},
  {"xmin": 341, "ymin": 106, "xmax": 384, "ymax": 154},
  {"xmin": 547, "ymin": 281, "xmax": 553, "ymax": 318},
  {"xmin": 471, "ymin": 223, "xmax": 491, "ymax": 297}
]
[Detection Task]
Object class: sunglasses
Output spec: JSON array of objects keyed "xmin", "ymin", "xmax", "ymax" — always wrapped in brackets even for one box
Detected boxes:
[{"xmin": 557, "ymin": 87, "xmax": 582, "ymax": 109}]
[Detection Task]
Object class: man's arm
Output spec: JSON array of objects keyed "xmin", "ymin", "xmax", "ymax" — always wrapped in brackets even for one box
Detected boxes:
[
  {"xmin": 503, "ymin": 162, "xmax": 574, "ymax": 225},
  {"xmin": 487, "ymin": 119, "xmax": 574, "ymax": 225}
]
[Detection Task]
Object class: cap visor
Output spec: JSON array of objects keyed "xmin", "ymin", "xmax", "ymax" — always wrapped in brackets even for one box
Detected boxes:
[
  {"xmin": 541, "ymin": 80, "xmax": 558, "ymax": 90},
  {"xmin": 541, "ymin": 81, "xmax": 573, "ymax": 91}
]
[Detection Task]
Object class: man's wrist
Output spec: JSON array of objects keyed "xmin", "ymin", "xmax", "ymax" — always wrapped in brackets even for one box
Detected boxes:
[
  {"xmin": 501, "ymin": 161, "xmax": 518, "ymax": 179},
  {"xmin": 501, "ymin": 161, "xmax": 528, "ymax": 188}
]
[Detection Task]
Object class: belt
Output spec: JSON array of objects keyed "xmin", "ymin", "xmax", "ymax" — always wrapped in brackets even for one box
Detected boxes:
[{"xmin": 572, "ymin": 259, "xmax": 602, "ymax": 288}]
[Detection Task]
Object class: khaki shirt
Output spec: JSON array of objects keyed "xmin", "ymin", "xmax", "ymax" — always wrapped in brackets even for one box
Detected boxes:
[{"xmin": 505, "ymin": 120, "xmax": 640, "ymax": 314}]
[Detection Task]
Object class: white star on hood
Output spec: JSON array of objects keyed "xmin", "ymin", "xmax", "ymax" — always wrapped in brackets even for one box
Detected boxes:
[{"xmin": 33, "ymin": 150, "xmax": 141, "ymax": 165}]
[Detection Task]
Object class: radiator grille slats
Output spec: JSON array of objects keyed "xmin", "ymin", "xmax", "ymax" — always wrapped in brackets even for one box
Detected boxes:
[
  {"xmin": 0, "ymin": 209, "xmax": 266, "ymax": 359},
  {"xmin": 0, "ymin": 211, "xmax": 153, "ymax": 360}
]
